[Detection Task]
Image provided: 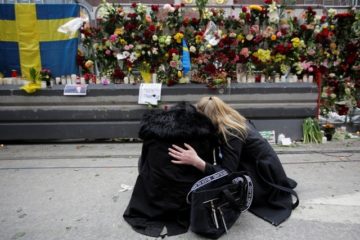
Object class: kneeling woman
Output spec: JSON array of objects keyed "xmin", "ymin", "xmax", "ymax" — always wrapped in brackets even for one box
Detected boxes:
[
  {"xmin": 123, "ymin": 102, "xmax": 217, "ymax": 237},
  {"xmin": 169, "ymin": 96, "xmax": 299, "ymax": 226}
]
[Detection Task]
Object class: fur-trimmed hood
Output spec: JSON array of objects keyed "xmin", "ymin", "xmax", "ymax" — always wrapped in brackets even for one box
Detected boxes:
[{"xmin": 139, "ymin": 102, "xmax": 217, "ymax": 141}]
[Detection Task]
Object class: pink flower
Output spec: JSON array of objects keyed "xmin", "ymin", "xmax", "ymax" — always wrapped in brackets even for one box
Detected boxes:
[
  {"xmin": 240, "ymin": 48, "xmax": 250, "ymax": 58},
  {"xmin": 170, "ymin": 61, "xmax": 178, "ymax": 68},
  {"xmin": 276, "ymin": 31, "xmax": 282, "ymax": 38},
  {"xmin": 109, "ymin": 34, "xmax": 117, "ymax": 42},
  {"xmin": 250, "ymin": 25, "xmax": 260, "ymax": 34},
  {"xmin": 105, "ymin": 50, "xmax": 111, "ymax": 55}
]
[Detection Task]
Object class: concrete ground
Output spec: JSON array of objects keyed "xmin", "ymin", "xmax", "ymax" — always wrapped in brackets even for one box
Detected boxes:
[{"xmin": 0, "ymin": 139, "xmax": 359, "ymax": 240}]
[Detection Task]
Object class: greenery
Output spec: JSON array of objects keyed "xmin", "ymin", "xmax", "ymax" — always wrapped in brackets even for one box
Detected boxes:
[{"xmin": 303, "ymin": 118, "xmax": 323, "ymax": 144}]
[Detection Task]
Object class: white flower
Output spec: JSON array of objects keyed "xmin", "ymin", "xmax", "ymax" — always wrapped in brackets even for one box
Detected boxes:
[
  {"xmin": 268, "ymin": 12, "xmax": 279, "ymax": 24},
  {"xmin": 165, "ymin": 36, "xmax": 172, "ymax": 45},
  {"xmin": 314, "ymin": 25, "xmax": 321, "ymax": 34},
  {"xmin": 268, "ymin": 2, "xmax": 277, "ymax": 13},
  {"xmin": 328, "ymin": 8, "xmax": 337, "ymax": 18},
  {"xmin": 117, "ymin": 51, "xmax": 130, "ymax": 60},
  {"xmin": 152, "ymin": 35, "xmax": 158, "ymax": 41},
  {"xmin": 152, "ymin": 48, "xmax": 158, "ymax": 55},
  {"xmin": 129, "ymin": 52, "xmax": 137, "ymax": 62},
  {"xmin": 189, "ymin": 46, "xmax": 196, "ymax": 53}
]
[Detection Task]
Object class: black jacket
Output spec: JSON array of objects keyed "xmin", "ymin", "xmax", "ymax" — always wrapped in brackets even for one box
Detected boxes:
[
  {"xmin": 123, "ymin": 103, "xmax": 218, "ymax": 237},
  {"xmin": 205, "ymin": 122, "xmax": 299, "ymax": 226}
]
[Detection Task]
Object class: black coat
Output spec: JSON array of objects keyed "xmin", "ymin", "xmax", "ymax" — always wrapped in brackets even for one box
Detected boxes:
[
  {"xmin": 123, "ymin": 103, "xmax": 218, "ymax": 237},
  {"xmin": 205, "ymin": 122, "xmax": 299, "ymax": 226}
]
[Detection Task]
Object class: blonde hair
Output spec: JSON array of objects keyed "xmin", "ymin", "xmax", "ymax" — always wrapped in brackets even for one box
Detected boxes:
[{"xmin": 196, "ymin": 96, "xmax": 248, "ymax": 143}]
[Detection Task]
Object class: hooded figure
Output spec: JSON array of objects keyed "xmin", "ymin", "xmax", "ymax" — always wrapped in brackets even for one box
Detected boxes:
[{"xmin": 123, "ymin": 102, "xmax": 218, "ymax": 237}]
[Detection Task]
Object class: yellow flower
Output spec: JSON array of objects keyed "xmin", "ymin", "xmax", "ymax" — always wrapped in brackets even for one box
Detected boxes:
[
  {"xmin": 174, "ymin": 32, "xmax": 184, "ymax": 44},
  {"xmin": 114, "ymin": 27, "xmax": 124, "ymax": 36},
  {"xmin": 178, "ymin": 71, "xmax": 182, "ymax": 78},
  {"xmin": 330, "ymin": 25, "xmax": 335, "ymax": 30},
  {"xmin": 119, "ymin": 39, "xmax": 127, "ymax": 45},
  {"xmin": 85, "ymin": 60, "xmax": 94, "ymax": 69},
  {"xmin": 236, "ymin": 34, "xmax": 244, "ymax": 42},
  {"xmin": 271, "ymin": 34, "xmax": 277, "ymax": 41},
  {"xmin": 195, "ymin": 35, "xmax": 203, "ymax": 44},
  {"xmin": 253, "ymin": 49, "xmax": 271, "ymax": 63},
  {"xmin": 291, "ymin": 37, "xmax": 305, "ymax": 48},
  {"xmin": 273, "ymin": 53, "xmax": 286, "ymax": 63},
  {"xmin": 249, "ymin": 5, "xmax": 263, "ymax": 12}
]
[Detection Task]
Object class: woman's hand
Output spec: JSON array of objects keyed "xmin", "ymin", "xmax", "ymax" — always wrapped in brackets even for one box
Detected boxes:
[{"xmin": 168, "ymin": 143, "xmax": 206, "ymax": 172}]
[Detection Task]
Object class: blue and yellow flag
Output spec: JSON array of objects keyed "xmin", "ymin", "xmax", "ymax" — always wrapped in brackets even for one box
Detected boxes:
[
  {"xmin": 0, "ymin": 4, "xmax": 79, "ymax": 78},
  {"xmin": 181, "ymin": 39, "xmax": 191, "ymax": 75}
]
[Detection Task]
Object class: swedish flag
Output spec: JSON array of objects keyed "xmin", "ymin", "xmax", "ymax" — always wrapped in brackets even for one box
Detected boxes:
[
  {"xmin": 0, "ymin": 4, "xmax": 79, "ymax": 79},
  {"xmin": 181, "ymin": 39, "xmax": 191, "ymax": 75}
]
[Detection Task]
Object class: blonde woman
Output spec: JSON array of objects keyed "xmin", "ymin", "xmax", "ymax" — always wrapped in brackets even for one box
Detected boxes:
[{"xmin": 168, "ymin": 96, "xmax": 299, "ymax": 226}]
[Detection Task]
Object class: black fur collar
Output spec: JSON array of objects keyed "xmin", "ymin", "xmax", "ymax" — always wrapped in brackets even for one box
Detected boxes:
[{"xmin": 139, "ymin": 103, "xmax": 217, "ymax": 141}]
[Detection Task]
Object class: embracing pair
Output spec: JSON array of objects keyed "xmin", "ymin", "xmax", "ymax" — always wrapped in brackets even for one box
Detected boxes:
[{"xmin": 123, "ymin": 96, "xmax": 299, "ymax": 238}]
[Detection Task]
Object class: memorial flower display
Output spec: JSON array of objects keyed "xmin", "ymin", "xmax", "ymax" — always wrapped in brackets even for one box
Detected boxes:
[{"xmin": 78, "ymin": 0, "xmax": 359, "ymax": 116}]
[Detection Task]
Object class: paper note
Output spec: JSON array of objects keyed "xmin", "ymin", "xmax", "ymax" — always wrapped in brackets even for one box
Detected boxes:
[{"xmin": 138, "ymin": 83, "xmax": 162, "ymax": 105}]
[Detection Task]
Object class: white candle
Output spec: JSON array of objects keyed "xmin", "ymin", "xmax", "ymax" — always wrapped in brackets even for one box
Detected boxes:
[
  {"xmin": 152, "ymin": 73, "xmax": 157, "ymax": 83},
  {"xmin": 308, "ymin": 75, "xmax": 314, "ymax": 83}
]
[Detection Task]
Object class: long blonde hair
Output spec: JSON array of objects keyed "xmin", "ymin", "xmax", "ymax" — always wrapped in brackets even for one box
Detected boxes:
[{"xmin": 196, "ymin": 96, "xmax": 248, "ymax": 143}]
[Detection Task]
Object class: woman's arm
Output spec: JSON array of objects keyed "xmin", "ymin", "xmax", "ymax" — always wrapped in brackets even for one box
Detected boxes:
[
  {"xmin": 169, "ymin": 136, "xmax": 245, "ymax": 174},
  {"xmin": 168, "ymin": 143, "xmax": 206, "ymax": 172}
]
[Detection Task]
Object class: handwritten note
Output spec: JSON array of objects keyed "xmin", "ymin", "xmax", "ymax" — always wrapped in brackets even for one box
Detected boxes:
[{"xmin": 138, "ymin": 83, "xmax": 162, "ymax": 105}]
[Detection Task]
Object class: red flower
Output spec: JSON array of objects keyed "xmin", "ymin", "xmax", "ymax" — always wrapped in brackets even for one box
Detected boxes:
[
  {"xmin": 112, "ymin": 68, "xmax": 125, "ymax": 80},
  {"xmin": 148, "ymin": 25, "xmax": 156, "ymax": 32},
  {"xmin": 320, "ymin": 15, "xmax": 327, "ymax": 23},
  {"xmin": 280, "ymin": 27, "xmax": 288, "ymax": 35},
  {"xmin": 346, "ymin": 53, "xmax": 357, "ymax": 65},
  {"xmin": 131, "ymin": 3, "xmax": 137, "ymax": 8},
  {"xmin": 128, "ymin": 13, "xmax": 138, "ymax": 19},
  {"xmin": 151, "ymin": 5, "xmax": 159, "ymax": 12},
  {"xmin": 168, "ymin": 48, "xmax": 179, "ymax": 60},
  {"xmin": 242, "ymin": 6, "xmax": 247, "ymax": 13},
  {"xmin": 307, "ymin": 7, "xmax": 315, "ymax": 16},
  {"xmin": 144, "ymin": 30, "xmax": 153, "ymax": 39},
  {"xmin": 125, "ymin": 23, "xmax": 136, "ymax": 31},
  {"xmin": 253, "ymin": 35, "xmax": 264, "ymax": 44},
  {"xmin": 334, "ymin": 13, "xmax": 353, "ymax": 19},
  {"xmin": 203, "ymin": 63, "xmax": 216, "ymax": 75},
  {"xmin": 300, "ymin": 24, "xmax": 307, "ymax": 31},
  {"xmin": 264, "ymin": 0, "xmax": 273, "ymax": 4},
  {"xmin": 191, "ymin": 18, "xmax": 200, "ymax": 27},
  {"xmin": 274, "ymin": 43, "xmax": 292, "ymax": 54},
  {"xmin": 245, "ymin": 13, "xmax": 251, "ymax": 22}
]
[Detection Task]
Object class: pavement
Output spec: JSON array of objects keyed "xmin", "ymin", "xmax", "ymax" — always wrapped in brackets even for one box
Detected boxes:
[{"xmin": 0, "ymin": 139, "xmax": 360, "ymax": 240}]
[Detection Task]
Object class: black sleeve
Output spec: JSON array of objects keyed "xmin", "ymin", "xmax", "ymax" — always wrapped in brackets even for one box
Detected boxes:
[{"xmin": 204, "ymin": 136, "xmax": 244, "ymax": 175}]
